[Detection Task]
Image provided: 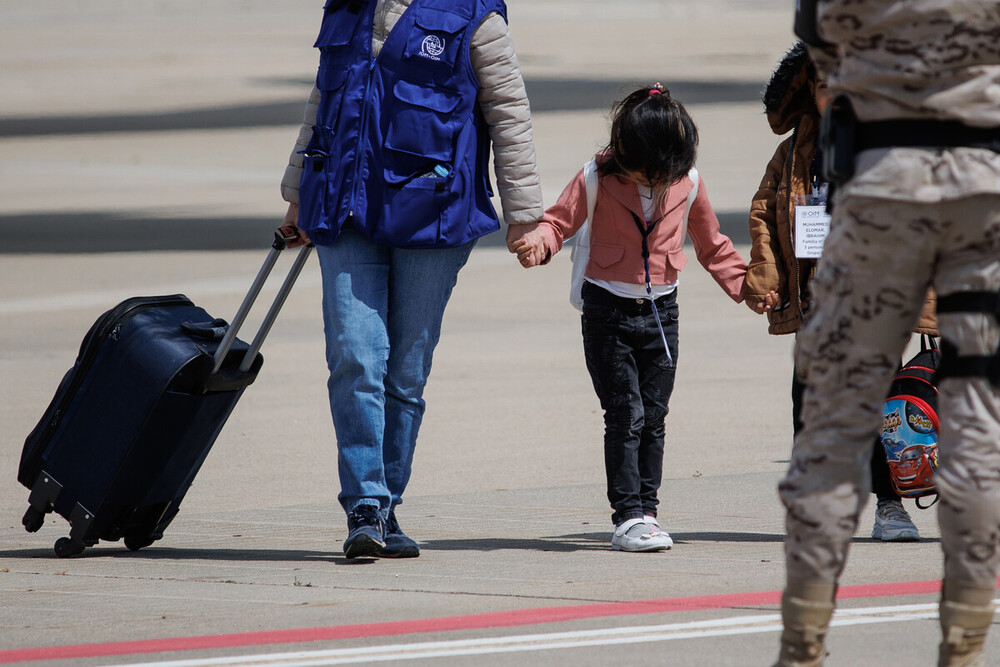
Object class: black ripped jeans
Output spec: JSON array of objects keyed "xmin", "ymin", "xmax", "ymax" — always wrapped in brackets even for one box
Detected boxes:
[{"xmin": 581, "ymin": 281, "xmax": 679, "ymax": 526}]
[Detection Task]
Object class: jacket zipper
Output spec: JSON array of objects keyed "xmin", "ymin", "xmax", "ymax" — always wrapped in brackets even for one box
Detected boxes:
[
  {"xmin": 349, "ymin": 57, "xmax": 378, "ymax": 218},
  {"xmin": 887, "ymin": 394, "xmax": 939, "ymax": 431},
  {"xmin": 348, "ymin": 0, "xmax": 420, "ymax": 219},
  {"xmin": 895, "ymin": 370, "xmax": 938, "ymax": 387},
  {"xmin": 787, "ymin": 128, "xmax": 805, "ymax": 324}
]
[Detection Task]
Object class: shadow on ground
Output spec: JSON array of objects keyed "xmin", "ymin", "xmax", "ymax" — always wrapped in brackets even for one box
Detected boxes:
[
  {"xmin": 0, "ymin": 212, "xmax": 751, "ymax": 254},
  {"xmin": 0, "ymin": 78, "xmax": 763, "ymax": 138}
]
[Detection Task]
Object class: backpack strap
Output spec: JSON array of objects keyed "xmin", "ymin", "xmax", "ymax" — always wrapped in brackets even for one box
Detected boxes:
[
  {"xmin": 572, "ymin": 159, "xmax": 598, "ymax": 255},
  {"xmin": 568, "ymin": 159, "xmax": 599, "ymax": 311},
  {"xmin": 679, "ymin": 168, "xmax": 699, "ymax": 243},
  {"xmin": 584, "ymin": 159, "xmax": 599, "ymax": 223},
  {"xmin": 935, "ymin": 290, "xmax": 1000, "ymax": 386}
]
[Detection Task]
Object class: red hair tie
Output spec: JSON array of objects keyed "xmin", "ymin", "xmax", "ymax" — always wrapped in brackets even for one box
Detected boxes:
[{"xmin": 649, "ymin": 83, "xmax": 664, "ymax": 96}]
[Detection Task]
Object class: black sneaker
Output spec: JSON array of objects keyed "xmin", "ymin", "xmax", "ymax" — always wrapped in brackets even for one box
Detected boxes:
[
  {"xmin": 380, "ymin": 512, "xmax": 420, "ymax": 558},
  {"xmin": 343, "ymin": 504, "xmax": 385, "ymax": 559}
]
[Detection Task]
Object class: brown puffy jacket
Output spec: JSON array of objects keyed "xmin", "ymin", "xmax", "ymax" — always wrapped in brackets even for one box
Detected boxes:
[{"xmin": 745, "ymin": 43, "xmax": 937, "ymax": 336}]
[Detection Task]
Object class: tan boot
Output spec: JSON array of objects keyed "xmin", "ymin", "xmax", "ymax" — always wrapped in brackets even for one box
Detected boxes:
[
  {"xmin": 774, "ymin": 582, "xmax": 836, "ymax": 667},
  {"xmin": 938, "ymin": 580, "xmax": 996, "ymax": 667}
]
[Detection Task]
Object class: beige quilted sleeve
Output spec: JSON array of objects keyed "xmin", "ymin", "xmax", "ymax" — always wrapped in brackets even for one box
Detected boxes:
[
  {"xmin": 471, "ymin": 12, "xmax": 544, "ymax": 225},
  {"xmin": 280, "ymin": 84, "xmax": 320, "ymax": 205}
]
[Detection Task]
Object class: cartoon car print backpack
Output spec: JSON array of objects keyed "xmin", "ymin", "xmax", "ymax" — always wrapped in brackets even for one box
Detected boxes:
[{"xmin": 879, "ymin": 335, "xmax": 940, "ymax": 506}]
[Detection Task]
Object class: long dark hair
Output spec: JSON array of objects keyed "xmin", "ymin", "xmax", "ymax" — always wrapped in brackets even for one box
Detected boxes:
[{"xmin": 599, "ymin": 84, "xmax": 699, "ymax": 189}]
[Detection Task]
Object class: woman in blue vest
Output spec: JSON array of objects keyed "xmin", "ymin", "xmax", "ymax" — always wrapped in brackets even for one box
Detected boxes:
[{"xmin": 279, "ymin": 0, "xmax": 543, "ymax": 558}]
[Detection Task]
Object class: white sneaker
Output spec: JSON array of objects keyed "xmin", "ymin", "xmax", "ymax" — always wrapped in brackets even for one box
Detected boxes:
[
  {"xmin": 871, "ymin": 499, "xmax": 920, "ymax": 542},
  {"xmin": 644, "ymin": 515, "xmax": 674, "ymax": 549},
  {"xmin": 611, "ymin": 517, "xmax": 673, "ymax": 552}
]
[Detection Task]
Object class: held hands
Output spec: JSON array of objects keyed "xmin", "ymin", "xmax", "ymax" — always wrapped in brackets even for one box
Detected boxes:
[
  {"xmin": 747, "ymin": 290, "xmax": 781, "ymax": 314},
  {"xmin": 506, "ymin": 222, "xmax": 550, "ymax": 268},
  {"xmin": 510, "ymin": 228, "xmax": 550, "ymax": 268}
]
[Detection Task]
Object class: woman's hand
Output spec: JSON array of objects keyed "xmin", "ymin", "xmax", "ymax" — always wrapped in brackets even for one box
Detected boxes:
[
  {"xmin": 279, "ymin": 203, "xmax": 312, "ymax": 248},
  {"xmin": 511, "ymin": 230, "xmax": 549, "ymax": 268}
]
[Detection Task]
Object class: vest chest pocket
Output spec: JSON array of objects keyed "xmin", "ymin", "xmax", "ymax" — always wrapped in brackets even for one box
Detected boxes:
[
  {"xmin": 314, "ymin": 0, "xmax": 365, "ymax": 51},
  {"xmin": 373, "ymin": 81, "xmax": 464, "ymax": 247},
  {"xmin": 403, "ymin": 9, "xmax": 468, "ymax": 68},
  {"xmin": 384, "ymin": 80, "xmax": 461, "ymax": 183},
  {"xmin": 299, "ymin": 125, "xmax": 334, "ymax": 239},
  {"xmin": 317, "ymin": 63, "xmax": 349, "ymax": 92},
  {"xmin": 312, "ymin": 59, "xmax": 350, "ymax": 135}
]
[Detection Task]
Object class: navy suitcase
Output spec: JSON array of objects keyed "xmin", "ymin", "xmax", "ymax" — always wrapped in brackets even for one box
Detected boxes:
[{"xmin": 18, "ymin": 229, "xmax": 312, "ymax": 557}]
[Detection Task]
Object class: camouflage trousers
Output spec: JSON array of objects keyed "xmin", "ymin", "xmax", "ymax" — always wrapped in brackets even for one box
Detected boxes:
[{"xmin": 780, "ymin": 191, "xmax": 1000, "ymax": 588}]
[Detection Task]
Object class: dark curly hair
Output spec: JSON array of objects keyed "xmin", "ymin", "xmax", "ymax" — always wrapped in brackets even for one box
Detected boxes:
[{"xmin": 599, "ymin": 84, "xmax": 699, "ymax": 188}]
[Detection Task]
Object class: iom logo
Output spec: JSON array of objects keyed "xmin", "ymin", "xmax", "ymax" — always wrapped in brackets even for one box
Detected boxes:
[{"xmin": 420, "ymin": 34, "xmax": 445, "ymax": 60}]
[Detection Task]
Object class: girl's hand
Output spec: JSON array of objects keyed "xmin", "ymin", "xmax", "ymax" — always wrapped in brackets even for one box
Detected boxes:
[
  {"xmin": 747, "ymin": 290, "xmax": 780, "ymax": 314},
  {"xmin": 764, "ymin": 290, "xmax": 780, "ymax": 311},
  {"xmin": 512, "ymin": 231, "xmax": 549, "ymax": 268}
]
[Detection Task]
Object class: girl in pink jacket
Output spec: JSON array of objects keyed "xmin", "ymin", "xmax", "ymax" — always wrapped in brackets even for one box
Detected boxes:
[{"xmin": 514, "ymin": 85, "xmax": 749, "ymax": 552}]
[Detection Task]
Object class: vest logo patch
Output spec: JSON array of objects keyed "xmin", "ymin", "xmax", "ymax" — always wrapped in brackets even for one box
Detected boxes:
[{"xmin": 420, "ymin": 34, "xmax": 445, "ymax": 60}]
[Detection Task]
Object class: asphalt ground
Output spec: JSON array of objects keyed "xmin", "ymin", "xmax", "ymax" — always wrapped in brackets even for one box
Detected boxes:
[{"xmin": 1, "ymin": 2, "xmax": 997, "ymax": 665}]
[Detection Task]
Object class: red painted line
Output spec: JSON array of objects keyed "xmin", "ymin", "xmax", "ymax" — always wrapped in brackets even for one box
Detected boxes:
[{"xmin": 0, "ymin": 578, "xmax": 955, "ymax": 664}]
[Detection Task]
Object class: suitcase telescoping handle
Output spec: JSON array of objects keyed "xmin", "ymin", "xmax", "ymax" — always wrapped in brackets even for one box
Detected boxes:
[{"xmin": 211, "ymin": 226, "xmax": 313, "ymax": 375}]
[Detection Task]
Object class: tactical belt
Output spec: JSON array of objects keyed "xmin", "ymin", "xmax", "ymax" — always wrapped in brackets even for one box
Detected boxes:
[
  {"xmin": 935, "ymin": 291, "xmax": 1000, "ymax": 386},
  {"xmin": 855, "ymin": 120, "xmax": 1000, "ymax": 153},
  {"xmin": 821, "ymin": 97, "xmax": 1000, "ymax": 187}
]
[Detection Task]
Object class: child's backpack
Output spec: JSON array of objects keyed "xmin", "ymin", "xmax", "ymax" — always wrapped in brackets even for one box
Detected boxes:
[{"xmin": 879, "ymin": 335, "xmax": 940, "ymax": 506}]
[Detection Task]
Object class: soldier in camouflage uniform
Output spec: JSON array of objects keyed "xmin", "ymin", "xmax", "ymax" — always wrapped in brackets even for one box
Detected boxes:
[{"xmin": 777, "ymin": 2, "xmax": 1000, "ymax": 666}]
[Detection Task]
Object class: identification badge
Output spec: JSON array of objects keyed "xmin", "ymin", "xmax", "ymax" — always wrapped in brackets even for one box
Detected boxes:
[{"xmin": 793, "ymin": 193, "xmax": 830, "ymax": 259}]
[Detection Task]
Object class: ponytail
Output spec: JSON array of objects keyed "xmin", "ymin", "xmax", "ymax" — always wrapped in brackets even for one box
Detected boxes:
[{"xmin": 600, "ymin": 84, "xmax": 699, "ymax": 188}]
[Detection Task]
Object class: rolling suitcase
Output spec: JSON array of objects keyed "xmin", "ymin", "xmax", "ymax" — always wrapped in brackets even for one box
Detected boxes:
[{"xmin": 18, "ymin": 228, "xmax": 312, "ymax": 557}]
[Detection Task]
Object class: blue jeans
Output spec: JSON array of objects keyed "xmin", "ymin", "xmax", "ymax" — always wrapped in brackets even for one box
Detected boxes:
[
  {"xmin": 315, "ymin": 223, "xmax": 475, "ymax": 517},
  {"xmin": 581, "ymin": 281, "xmax": 679, "ymax": 525}
]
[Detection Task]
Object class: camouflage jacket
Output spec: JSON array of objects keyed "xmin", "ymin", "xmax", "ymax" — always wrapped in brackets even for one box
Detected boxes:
[
  {"xmin": 812, "ymin": 0, "xmax": 1000, "ymax": 127},
  {"xmin": 810, "ymin": 0, "xmax": 1000, "ymax": 201}
]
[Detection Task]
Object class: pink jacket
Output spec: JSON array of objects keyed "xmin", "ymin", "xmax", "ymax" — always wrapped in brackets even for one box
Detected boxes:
[{"xmin": 538, "ymin": 165, "xmax": 747, "ymax": 302}]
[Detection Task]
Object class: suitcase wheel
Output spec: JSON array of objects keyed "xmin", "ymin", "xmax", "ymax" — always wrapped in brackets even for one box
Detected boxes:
[
  {"xmin": 124, "ymin": 533, "xmax": 155, "ymax": 552},
  {"xmin": 22, "ymin": 507, "xmax": 45, "ymax": 533},
  {"xmin": 54, "ymin": 537, "xmax": 86, "ymax": 558}
]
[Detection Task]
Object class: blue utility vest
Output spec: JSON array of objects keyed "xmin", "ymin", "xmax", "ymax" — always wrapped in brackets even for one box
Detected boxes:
[{"xmin": 297, "ymin": 0, "xmax": 507, "ymax": 248}]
